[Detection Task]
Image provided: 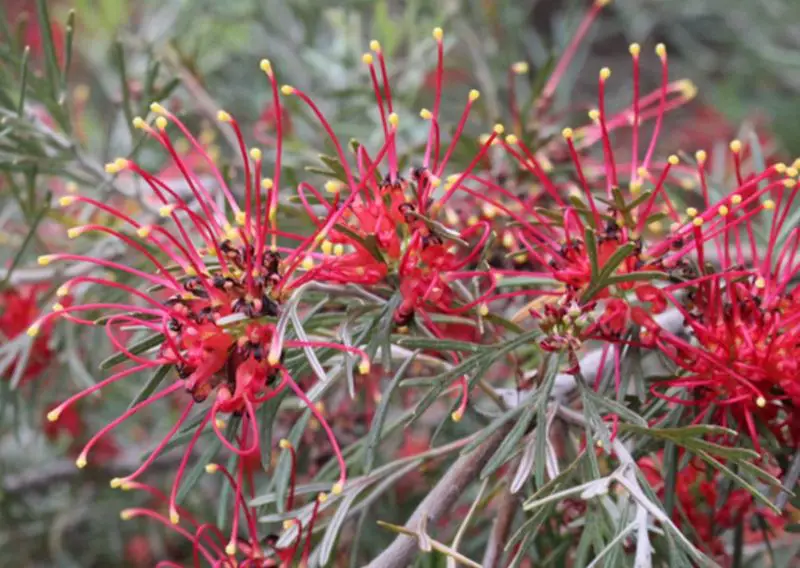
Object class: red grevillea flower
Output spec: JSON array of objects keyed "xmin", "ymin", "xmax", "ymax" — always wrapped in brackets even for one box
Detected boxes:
[
  {"xmin": 279, "ymin": 29, "xmax": 504, "ymax": 419},
  {"xmin": 639, "ymin": 453, "xmax": 785, "ymax": 558},
  {"xmin": 29, "ymin": 59, "xmax": 370, "ymax": 519},
  {"xmin": 636, "ymin": 146, "xmax": 799, "ymax": 450},
  {"xmin": 1, "ymin": 284, "xmax": 56, "ymax": 384},
  {"xmin": 121, "ymin": 440, "xmax": 325, "ymax": 567}
]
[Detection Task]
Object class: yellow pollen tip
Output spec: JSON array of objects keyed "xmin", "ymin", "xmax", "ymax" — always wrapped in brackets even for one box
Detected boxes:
[
  {"xmin": 104, "ymin": 162, "xmax": 120, "ymax": 174},
  {"xmin": 388, "ymin": 113, "xmax": 399, "ymax": 127},
  {"xmin": 370, "ymin": 40, "xmax": 381, "ymax": 52},
  {"xmin": 281, "ymin": 85, "xmax": 295, "ymax": 96},
  {"xmin": 215, "ymin": 418, "xmax": 226, "ymax": 430},
  {"xmin": 787, "ymin": 167, "xmax": 798, "ymax": 178},
  {"xmin": 629, "ymin": 43, "xmax": 641, "ymax": 57},
  {"xmin": 731, "ymin": 195, "xmax": 742, "ymax": 205},
  {"xmin": 120, "ymin": 510, "xmax": 134, "ymax": 521},
  {"xmin": 225, "ymin": 542, "xmax": 237, "ymax": 556},
  {"xmin": 511, "ymin": 61, "xmax": 529, "ymax": 74},
  {"xmin": 588, "ymin": 109, "xmax": 600, "ymax": 122},
  {"xmin": 150, "ymin": 102, "xmax": 167, "ymax": 114},
  {"xmin": 333, "ymin": 243, "xmax": 344, "ymax": 256},
  {"xmin": 630, "ymin": 181, "xmax": 643, "ymax": 194},
  {"xmin": 718, "ymin": 205, "xmax": 729, "ymax": 217},
  {"xmin": 132, "ymin": 116, "xmax": 146, "ymax": 129},
  {"xmin": 27, "ymin": 324, "xmax": 41, "ymax": 337},
  {"xmin": 599, "ymin": 67, "xmax": 611, "ymax": 81},
  {"xmin": 332, "ymin": 482, "xmax": 344, "ymax": 495},
  {"xmin": 358, "ymin": 360, "xmax": 371, "ymax": 375},
  {"xmin": 75, "ymin": 454, "xmax": 87, "ymax": 469},
  {"xmin": 110, "ymin": 477, "xmax": 122, "ymax": 489},
  {"xmin": 259, "ymin": 59, "xmax": 273, "ymax": 75},
  {"xmin": 433, "ymin": 27, "xmax": 443, "ymax": 41},
  {"xmin": 249, "ymin": 148, "xmax": 262, "ymax": 161},
  {"xmin": 504, "ymin": 134, "xmax": 519, "ymax": 145},
  {"xmin": 159, "ymin": 205, "xmax": 176, "ymax": 217},
  {"xmin": 451, "ymin": 410, "xmax": 464, "ymax": 422},
  {"xmin": 655, "ymin": 43, "xmax": 667, "ymax": 58},
  {"xmin": 235, "ymin": 211, "xmax": 247, "ymax": 226},
  {"xmin": 302, "ymin": 256, "xmax": 314, "ymax": 270},
  {"xmin": 362, "ymin": 53, "xmax": 374, "ymax": 65},
  {"xmin": 695, "ymin": 150, "xmax": 707, "ymax": 164},
  {"xmin": 775, "ymin": 162, "xmax": 787, "ymax": 174},
  {"xmin": 324, "ymin": 180, "xmax": 341, "ymax": 194},
  {"xmin": 686, "ymin": 207, "xmax": 698, "ymax": 218},
  {"xmin": 562, "ymin": 127, "xmax": 574, "ymax": 139},
  {"xmin": 282, "ymin": 520, "xmax": 294, "ymax": 530},
  {"xmin": 762, "ymin": 199, "xmax": 775, "ymax": 210},
  {"xmin": 595, "ymin": 0, "xmax": 611, "ymax": 6},
  {"xmin": 321, "ymin": 240, "xmax": 333, "ymax": 255},
  {"xmin": 56, "ymin": 285, "xmax": 69, "ymax": 297},
  {"xmin": 755, "ymin": 277, "xmax": 766, "ymax": 289},
  {"xmin": 468, "ymin": 89, "xmax": 480, "ymax": 102},
  {"xmin": 493, "ymin": 124, "xmax": 505, "ymax": 135},
  {"xmin": 38, "ymin": 255, "xmax": 54, "ymax": 266},
  {"xmin": 279, "ymin": 439, "xmax": 292, "ymax": 449},
  {"xmin": 729, "ymin": 139, "xmax": 742, "ymax": 154},
  {"xmin": 47, "ymin": 408, "xmax": 61, "ymax": 422},
  {"xmin": 155, "ymin": 116, "xmax": 168, "ymax": 130},
  {"xmin": 430, "ymin": 176, "xmax": 441, "ymax": 188},
  {"xmin": 668, "ymin": 155, "xmax": 679, "ymax": 166},
  {"xmin": 267, "ymin": 354, "xmax": 280, "ymax": 366},
  {"xmin": 205, "ymin": 463, "xmax": 219, "ymax": 474},
  {"xmin": 67, "ymin": 226, "xmax": 84, "ymax": 239},
  {"xmin": 169, "ymin": 508, "xmax": 180, "ymax": 525},
  {"xmin": 784, "ymin": 179, "xmax": 797, "ymax": 189},
  {"xmin": 217, "ymin": 110, "xmax": 232, "ymax": 123},
  {"xmin": 756, "ymin": 396, "xmax": 766, "ymax": 408},
  {"xmin": 692, "ymin": 217, "xmax": 704, "ymax": 227},
  {"xmin": 419, "ymin": 108, "xmax": 432, "ymax": 120},
  {"xmin": 478, "ymin": 304, "xmax": 489, "ymax": 316},
  {"xmin": 318, "ymin": 492, "xmax": 328, "ymax": 503},
  {"xmin": 136, "ymin": 226, "xmax": 152, "ymax": 238},
  {"xmin": 679, "ymin": 80, "xmax": 698, "ymax": 99},
  {"xmin": 52, "ymin": 303, "xmax": 64, "ymax": 312},
  {"xmin": 59, "ymin": 195, "xmax": 76, "ymax": 207}
]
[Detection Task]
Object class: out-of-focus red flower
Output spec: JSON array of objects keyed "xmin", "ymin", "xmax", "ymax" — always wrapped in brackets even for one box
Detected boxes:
[
  {"xmin": 639, "ymin": 454, "xmax": 785, "ymax": 558},
  {"xmin": 125, "ymin": 535, "xmax": 154, "ymax": 568},
  {"xmin": 5, "ymin": 0, "xmax": 65, "ymax": 65},
  {"xmin": 254, "ymin": 101, "xmax": 292, "ymax": 145},
  {"xmin": 1, "ymin": 284, "xmax": 55, "ymax": 384}
]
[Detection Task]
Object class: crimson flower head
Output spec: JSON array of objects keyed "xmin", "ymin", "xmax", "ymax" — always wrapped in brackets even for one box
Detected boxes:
[
  {"xmin": 278, "ymin": 29, "xmax": 509, "ymax": 418},
  {"xmin": 639, "ymin": 145, "xmax": 799, "ymax": 450},
  {"xmin": 30, "ymin": 57, "xmax": 369, "ymax": 521}
]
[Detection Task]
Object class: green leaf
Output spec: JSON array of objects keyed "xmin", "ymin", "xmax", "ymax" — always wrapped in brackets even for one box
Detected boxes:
[
  {"xmin": 126, "ymin": 365, "xmax": 171, "ymax": 411},
  {"xmin": 584, "ymin": 227, "xmax": 600, "ymax": 279},
  {"xmin": 175, "ymin": 418, "xmax": 238, "ymax": 505},
  {"xmin": 99, "ymin": 333, "xmax": 164, "ymax": 370},
  {"xmin": 481, "ymin": 400, "xmax": 537, "ymax": 478},
  {"xmin": 364, "ymin": 351, "xmax": 419, "ymax": 473},
  {"xmin": 35, "ymin": 0, "xmax": 61, "ymax": 99}
]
